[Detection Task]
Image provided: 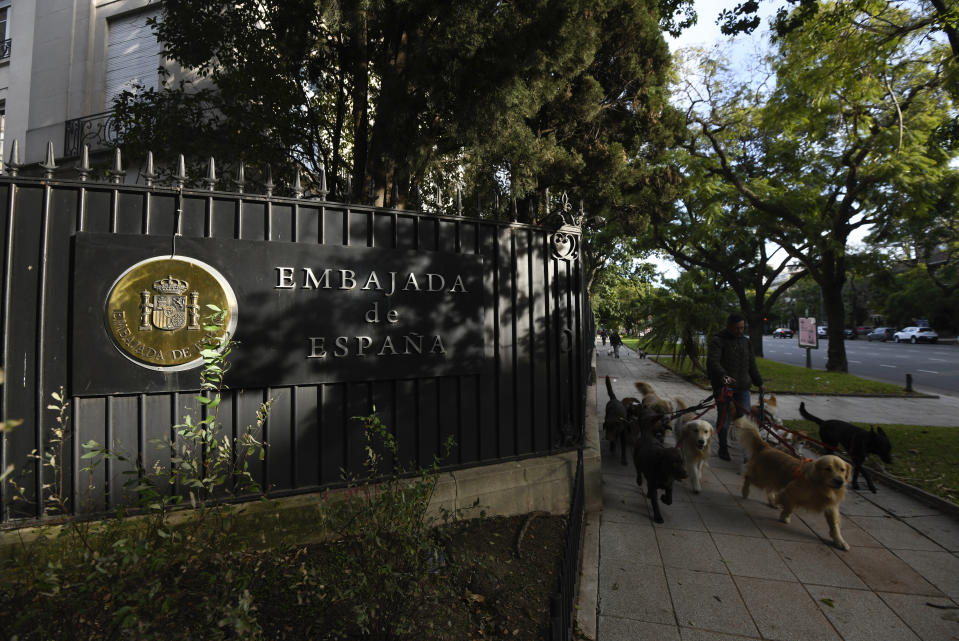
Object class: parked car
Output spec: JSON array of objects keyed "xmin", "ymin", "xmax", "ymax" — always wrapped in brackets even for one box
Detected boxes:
[
  {"xmin": 772, "ymin": 328, "xmax": 794, "ymax": 338},
  {"xmin": 843, "ymin": 328, "xmax": 856, "ymax": 339},
  {"xmin": 893, "ymin": 327, "xmax": 939, "ymax": 343},
  {"xmin": 866, "ymin": 327, "xmax": 895, "ymax": 342},
  {"xmin": 855, "ymin": 326, "xmax": 874, "ymax": 336},
  {"xmin": 817, "ymin": 326, "xmax": 828, "ymax": 338}
]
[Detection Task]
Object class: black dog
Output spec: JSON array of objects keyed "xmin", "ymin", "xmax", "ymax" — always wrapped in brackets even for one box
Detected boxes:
[
  {"xmin": 604, "ymin": 376, "xmax": 630, "ymax": 465},
  {"xmin": 634, "ymin": 430, "xmax": 687, "ymax": 523},
  {"xmin": 800, "ymin": 402, "xmax": 893, "ymax": 493},
  {"xmin": 635, "ymin": 406, "xmax": 669, "ymax": 444}
]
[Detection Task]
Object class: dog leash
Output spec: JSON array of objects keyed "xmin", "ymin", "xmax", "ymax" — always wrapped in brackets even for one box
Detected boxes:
[{"xmin": 792, "ymin": 457, "xmax": 813, "ymax": 478}]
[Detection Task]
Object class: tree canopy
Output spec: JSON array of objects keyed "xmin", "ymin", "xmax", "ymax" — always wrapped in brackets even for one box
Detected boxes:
[
  {"xmin": 674, "ymin": 1, "xmax": 956, "ymax": 371},
  {"xmin": 115, "ymin": 1, "xmax": 681, "ymax": 219}
]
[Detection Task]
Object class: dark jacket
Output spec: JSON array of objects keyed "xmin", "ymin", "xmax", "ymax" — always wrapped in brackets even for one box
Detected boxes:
[
  {"xmin": 609, "ymin": 331, "xmax": 623, "ymax": 346},
  {"xmin": 707, "ymin": 329, "xmax": 763, "ymax": 394}
]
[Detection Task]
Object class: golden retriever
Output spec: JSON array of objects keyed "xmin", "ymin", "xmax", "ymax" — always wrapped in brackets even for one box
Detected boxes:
[
  {"xmin": 734, "ymin": 416, "xmax": 852, "ymax": 550},
  {"xmin": 677, "ymin": 418, "xmax": 714, "ymax": 493},
  {"xmin": 634, "ymin": 381, "xmax": 655, "ymax": 397}
]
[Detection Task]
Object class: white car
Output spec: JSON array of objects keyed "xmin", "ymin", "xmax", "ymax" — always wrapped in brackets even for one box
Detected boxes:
[{"xmin": 893, "ymin": 327, "xmax": 939, "ymax": 343}]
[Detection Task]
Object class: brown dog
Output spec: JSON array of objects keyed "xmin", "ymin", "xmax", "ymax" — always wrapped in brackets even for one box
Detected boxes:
[{"xmin": 735, "ymin": 417, "xmax": 852, "ymax": 550}]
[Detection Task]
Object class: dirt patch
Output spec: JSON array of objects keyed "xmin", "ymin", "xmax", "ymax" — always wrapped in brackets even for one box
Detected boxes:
[{"xmin": 255, "ymin": 513, "xmax": 568, "ymax": 640}]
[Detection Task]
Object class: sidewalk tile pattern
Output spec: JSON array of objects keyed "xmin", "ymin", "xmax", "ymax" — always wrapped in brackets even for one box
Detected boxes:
[{"xmin": 594, "ymin": 342, "xmax": 959, "ymax": 640}]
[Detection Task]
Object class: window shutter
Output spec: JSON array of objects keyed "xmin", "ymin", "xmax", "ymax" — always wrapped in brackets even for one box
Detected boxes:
[{"xmin": 105, "ymin": 12, "xmax": 161, "ymax": 107}]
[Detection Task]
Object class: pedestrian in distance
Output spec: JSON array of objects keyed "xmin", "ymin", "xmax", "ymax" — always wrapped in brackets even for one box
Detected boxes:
[
  {"xmin": 707, "ymin": 313, "xmax": 764, "ymax": 461},
  {"xmin": 609, "ymin": 329, "xmax": 623, "ymax": 359},
  {"xmin": 600, "ymin": 328, "xmax": 607, "ymax": 345}
]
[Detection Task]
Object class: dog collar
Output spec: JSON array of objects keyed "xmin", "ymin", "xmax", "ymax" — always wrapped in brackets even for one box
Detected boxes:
[{"xmin": 793, "ymin": 457, "xmax": 813, "ymax": 478}]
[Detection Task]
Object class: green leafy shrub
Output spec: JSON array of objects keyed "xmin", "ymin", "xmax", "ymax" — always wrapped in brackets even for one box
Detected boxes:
[{"xmin": 0, "ymin": 306, "xmax": 272, "ymax": 640}]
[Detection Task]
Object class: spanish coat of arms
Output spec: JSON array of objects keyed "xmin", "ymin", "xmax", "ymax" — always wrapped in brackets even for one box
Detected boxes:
[{"xmin": 138, "ymin": 275, "xmax": 201, "ymax": 331}]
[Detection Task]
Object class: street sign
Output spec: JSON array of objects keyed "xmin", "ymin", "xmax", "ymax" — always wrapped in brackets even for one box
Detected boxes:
[{"xmin": 798, "ymin": 317, "xmax": 818, "ymax": 349}]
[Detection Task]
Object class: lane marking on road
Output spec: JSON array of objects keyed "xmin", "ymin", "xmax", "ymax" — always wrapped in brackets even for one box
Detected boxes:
[
  {"xmin": 918, "ymin": 369, "xmax": 940, "ymax": 374},
  {"xmin": 880, "ymin": 364, "xmax": 896, "ymax": 368},
  {"xmin": 929, "ymin": 358, "xmax": 947, "ymax": 362},
  {"xmin": 849, "ymin": 360, "xmax": 862, "ymax": 363}
]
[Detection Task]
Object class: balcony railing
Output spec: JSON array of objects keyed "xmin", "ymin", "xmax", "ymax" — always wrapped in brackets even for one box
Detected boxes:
[
  {"xmin": 63, "ymin": 111, "xmax": 123, "ymax": 158},
  {"xmin": 0, "ymin": 38, "xmax": 11, "ymax": 61}
]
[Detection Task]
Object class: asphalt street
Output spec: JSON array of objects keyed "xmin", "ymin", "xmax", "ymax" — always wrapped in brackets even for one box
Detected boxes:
[{"xmin": 761, "ymin": 336, "xmax": 959, "ymax": 396}]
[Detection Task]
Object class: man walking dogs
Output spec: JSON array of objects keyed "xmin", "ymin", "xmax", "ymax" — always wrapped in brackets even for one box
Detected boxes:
[{"xmin": 707, "ymin": 313, "xmax": 764, "ymax": 461}]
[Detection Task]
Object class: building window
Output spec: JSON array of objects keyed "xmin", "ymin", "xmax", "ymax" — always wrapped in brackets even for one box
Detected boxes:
[
  {"xmin": 0, "ymin": 3, "xmax": 10, "ymax": 61},
  {"xmin": 105, "ymin": 11, "xmax": 161, "ymax": 107}
]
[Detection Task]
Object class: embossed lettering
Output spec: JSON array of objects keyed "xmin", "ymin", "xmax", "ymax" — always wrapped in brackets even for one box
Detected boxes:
[
  {"xmin": 362, "ymin": 272, "xmax": 382, "ymax": 291},
  {"xmin": 308, "ymin": 337, "xmax": 327, "ymax": 358},
  {"xmin": 403, "ymin": 273, "xmax": 420, "ymax": 291},
  {"xmin": 302, "ymin": 268, "xmax": 332, "ymax": 289},
  {"xmin": 404, "ymin": 332, "xmax": 423, "ymax": 354},
  {"xmin": 378, "ymin": 336, "xmax": 398, "ymax": 355},
  {"xmin": 275, "ymin": 267, "xmax": 296, "ymax": 289},
  {"xmin": 448, "ymin": 275, "xmax": 468, "ymax": 293},
  {"xmin": 356, "ymin": 336, "xmax": 373, "ymax": 355},
  {"xmin": 427, "ymin": 273, "xmax": 445, "ymax": 292},
  {"xmin": 340, "ymin": 270, "xmax": 356, "ymax": 290}
]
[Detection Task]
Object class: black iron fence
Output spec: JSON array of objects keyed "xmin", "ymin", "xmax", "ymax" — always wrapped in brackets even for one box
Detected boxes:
[
  {"xmin": 549, "ymin": 448, "xmax": 585, "ymax": 641},
  {"xmin": 0, "ymin": 143, "xmax": 588, "ymax": 525}
]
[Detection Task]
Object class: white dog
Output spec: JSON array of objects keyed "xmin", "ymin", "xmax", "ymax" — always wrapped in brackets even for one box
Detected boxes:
[{"xmin": 678, "ymin": 419, "xmax": 714, "ymax": 493}]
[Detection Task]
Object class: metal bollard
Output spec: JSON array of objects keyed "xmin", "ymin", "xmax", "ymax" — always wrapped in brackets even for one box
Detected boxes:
[{"xmin": 905, "ymin": 373, "xmax": 913, "ymax": 392}]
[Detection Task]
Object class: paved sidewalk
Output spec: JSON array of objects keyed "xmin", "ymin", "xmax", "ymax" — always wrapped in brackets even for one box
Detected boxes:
[{"xmin": 588, "ymin": 343, "xmax": 959, "ymax": 641}]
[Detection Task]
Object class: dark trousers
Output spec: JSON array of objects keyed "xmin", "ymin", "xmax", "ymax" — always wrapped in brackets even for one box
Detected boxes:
[{"xmin": 717, "ymin": 389, "xmax": 751, "ymax": 450}]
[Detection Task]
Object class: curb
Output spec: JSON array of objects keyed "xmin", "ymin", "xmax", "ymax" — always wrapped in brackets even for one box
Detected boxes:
[{"xmin": 869, "ymin": 467, "xmax": 959, "ymax": 520}]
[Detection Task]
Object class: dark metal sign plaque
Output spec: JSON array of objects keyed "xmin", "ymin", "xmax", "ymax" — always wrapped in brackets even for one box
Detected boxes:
[{"xmin": 72, "ymin": 233, "xmax": 486, "ymax": 395}]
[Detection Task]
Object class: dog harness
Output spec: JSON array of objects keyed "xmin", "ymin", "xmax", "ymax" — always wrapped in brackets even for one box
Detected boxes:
[{"xmin": 793, "ymin": 457, "xmax": 813, "ymax": 478}]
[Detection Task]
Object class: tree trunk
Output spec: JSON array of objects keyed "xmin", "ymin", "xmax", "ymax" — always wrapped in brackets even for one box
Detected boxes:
[
  {"xmin": 746, "ymin": 309, "xmax": 765, "ymax": 359},
  {"xmin": 820, "ymin": 272, "xmax": 849, "ymax": 372},
  {"xmin": 348, "ymin": 0, "xmax": 369, "ymax": 200}
]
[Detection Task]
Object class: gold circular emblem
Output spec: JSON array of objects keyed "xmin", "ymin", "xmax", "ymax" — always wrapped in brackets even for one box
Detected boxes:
[{"xmin": 105, "ymin": 256, "xmax": 238, "ymax": 371}]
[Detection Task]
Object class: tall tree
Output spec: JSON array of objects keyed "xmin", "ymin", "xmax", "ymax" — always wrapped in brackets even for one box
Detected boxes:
[
  {"xmin": 677, "ymin": 3, "xmax": 955, "ymax": 371},
  {"xmin": 652, "ymin": 135, "xmax": 808, "ymax": 357},
  {"xmin": 114, "ymin": 0, "xmax": 682, "ymax": 220}
]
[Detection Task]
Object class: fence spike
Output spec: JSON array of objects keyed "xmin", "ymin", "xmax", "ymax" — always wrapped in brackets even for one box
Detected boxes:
[
  {"xmin": 493, "ymin": 191, "xmax": 499, "ymax": 217},
  {"xmin": 318, "ymin": 165, "xmax": 328, "ymax": 200},
  {"xmin": 174, "ymin": 154, "xmax": 186, "ymax": 189},
  {"xmin": 143, "ymin": 151, "xmax": 156, "ymax": 187},
  {"xmin": 391, "ymin": 182, "xmax": 399, "ymax": 208},
  {"xmin": 545, "ymin": 187, "xmax": 550, "ymax": 216},
  {"xmin": 345, "ymin": 174, "xmax": 352, "ymax": 203},
  {"xmin": 367, "ymin": 178, "xmax": 375, "ymax": 203},
  {"xmin": 293, "ymin": 168, "xmax": 304, "ymax": 198},
  {"xmin": 76, "ymin": 145, "xmax": 93, "ymax": 182},
  {"xmin": 39, "ymin": 141, "xmax": 57, "ymax": 179},
  {"xmin": 512, "ymin": 197, "xmax": 518, "ymax": 222},
  {"xmin": 202, "ymin": 157, "xmax": 217, "ymax": 191},
  {"xmin": 109, "ymin": 148, "xmax": 123, "ymax": 184},
  {"xmin": 263, "ymin": 164, "xmax": 274, "ymax": 197},
  {"xmin": 435, "ymin": 184, "xmax": 442, "ymax": 211},
  {"xmin": 456, "ymin": 187, "xmax": 463, "ymax": 215},
  {"xmin": 6, "ymin": 139, "xmax": 20, "ymax": 176},
  {"xmin": 234, "ymin": 162, "xmax": 246, "ymax": 194}
]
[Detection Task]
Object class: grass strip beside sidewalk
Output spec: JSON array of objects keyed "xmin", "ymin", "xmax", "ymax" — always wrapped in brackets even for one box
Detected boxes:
[
  {"xmin": 786, "ymin": 420, "xmax": 959, "ymax": 505},
  {"xmin": 646, "ymin": 353, "xmax": 918, "ymax": 396}
]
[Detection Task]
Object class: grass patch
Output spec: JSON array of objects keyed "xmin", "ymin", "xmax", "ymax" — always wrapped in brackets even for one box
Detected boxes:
[
  {"xmin": 785, "ymin": 420, "xmax": 959, "ymax": 504},
  {"xmin": 651, "ymin": 355, "xmax": 916, "ymax": 396},
  {"xmin": 621, "ymin": 337, "xmax": 670, "ymax": 354}
]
